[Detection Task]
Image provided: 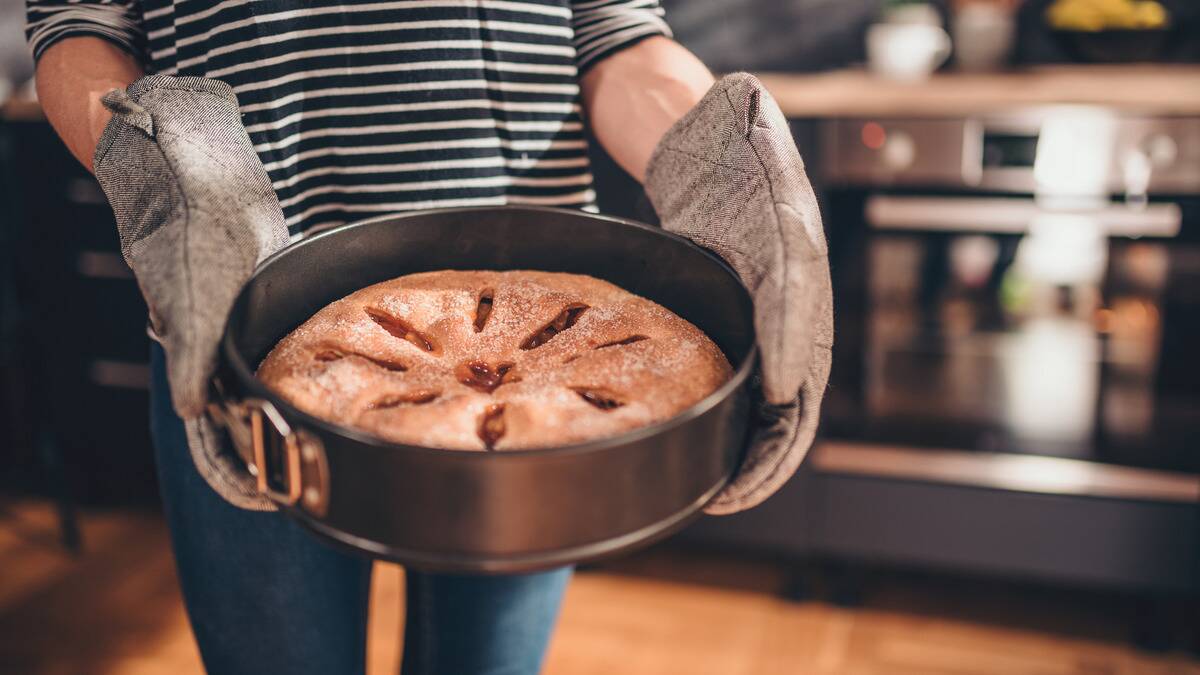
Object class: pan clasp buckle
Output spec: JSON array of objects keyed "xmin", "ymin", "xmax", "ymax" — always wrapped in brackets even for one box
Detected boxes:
[
  {"xmin": 238, "ymin": 399, "xmax": 329, "ymax": 515},
  {"xmin": 247, "ymin": 399, "xmax": 303, "ymax": 506}
]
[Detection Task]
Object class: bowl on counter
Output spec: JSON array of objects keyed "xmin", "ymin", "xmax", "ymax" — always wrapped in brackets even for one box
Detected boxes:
[{"xmin": 1052, "ymin": 27, "xmax": 1174, "ymax": 63}]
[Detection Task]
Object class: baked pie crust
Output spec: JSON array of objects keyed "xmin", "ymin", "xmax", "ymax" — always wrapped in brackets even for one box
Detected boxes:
[{"xmin": 257, "ymin": 270, "xmax": 732, "ymax": 451}]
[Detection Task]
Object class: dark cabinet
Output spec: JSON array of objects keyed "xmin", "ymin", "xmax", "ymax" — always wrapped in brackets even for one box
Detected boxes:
[{"xmin": 1, "ymin": 118, "xmax": 157, "ymax": 504}]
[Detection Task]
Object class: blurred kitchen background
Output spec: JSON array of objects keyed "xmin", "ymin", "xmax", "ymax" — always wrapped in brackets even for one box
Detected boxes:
[{"xmin": 1, "ymin": 0, "xmax": 1198, "ymax": 673}]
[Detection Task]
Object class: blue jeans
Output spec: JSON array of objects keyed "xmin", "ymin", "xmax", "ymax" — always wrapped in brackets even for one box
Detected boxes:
[{"xmin": 149, "ymin": 344, "xmax": 571, "ymax": 675}]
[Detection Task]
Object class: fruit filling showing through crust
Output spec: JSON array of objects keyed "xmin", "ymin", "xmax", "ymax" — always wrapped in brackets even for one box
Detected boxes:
[
  {"xmin": 520, "ymin": 303, "xmax": 588, "ymax": 350},
  {"xmin": 473, "ymin": 288, "xmax": 494, "ymax": 332},
  {"xmin": 571, "ymin": 386, "xmax": 625, "ymax": 410},
  {"xmin": 596, "ymin": 335, "xmax": 648, "ymax": 349},
  {"xmin": 456, "ymin": 360, "xmax": 518, "ymax": 394},
  {"xmin": 477, "ymin": 403, "xmax": 506, "ymax": 449},
  {"xmin": 314, "ymin": 345, "xmax": 408, "ymax": 372},
  {"xmin": 365, "ymin": 307, "xmax": 438, "ymax": 353},
  {"xmin": 369, "ymin": 390, "xmax": 440, "ymax": 410}
]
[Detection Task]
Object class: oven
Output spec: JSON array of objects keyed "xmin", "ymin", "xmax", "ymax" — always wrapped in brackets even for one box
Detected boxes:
[{"xmin": 803, "ymin": 110, "xmax": 1200, "ymax": 592}]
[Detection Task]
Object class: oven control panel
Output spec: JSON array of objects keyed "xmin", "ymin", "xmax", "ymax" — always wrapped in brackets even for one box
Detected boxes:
[{"xmin": 823, "ymin": 112, "xmax": 1200, "ymax": 197}]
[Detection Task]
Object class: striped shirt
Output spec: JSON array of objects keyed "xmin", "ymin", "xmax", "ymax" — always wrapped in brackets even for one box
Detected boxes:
[{"xmin": 26, "ymin": 0, "xmax": 670, "ymax": 234}]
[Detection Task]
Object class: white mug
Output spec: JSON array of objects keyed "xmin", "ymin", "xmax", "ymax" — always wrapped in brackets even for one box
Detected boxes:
[{"xmin": 867, "ymin": 23, "xmax": 952, "ymax": 82}]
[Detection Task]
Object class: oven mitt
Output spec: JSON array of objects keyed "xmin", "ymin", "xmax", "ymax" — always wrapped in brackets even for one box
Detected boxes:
[
  {"xmin": 93, "ymin": 74, "xmax": 289, "ymax": 510},
  {"xmin": 644, "ymin": 73, "xmax": 832, "ymax": 515}
]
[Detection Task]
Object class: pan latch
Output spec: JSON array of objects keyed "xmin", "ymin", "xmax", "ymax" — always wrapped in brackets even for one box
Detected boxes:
[
  {"xmin": 248, "ymin": 399, "xmax": 301, "ymax": 505},
  {"xmin": 208, "ymin": 390, "xmax": 329, "ymax": 516}
]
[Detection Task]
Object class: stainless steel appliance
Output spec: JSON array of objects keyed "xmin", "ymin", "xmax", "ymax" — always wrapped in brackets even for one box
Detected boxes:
[
  {"xmin": 823, "ymin": 111, "xmax": 1199, "ymax": 478},
  {"xmin": 689, "ymin": 110, "xmax": 1200, "ymax": 596}
]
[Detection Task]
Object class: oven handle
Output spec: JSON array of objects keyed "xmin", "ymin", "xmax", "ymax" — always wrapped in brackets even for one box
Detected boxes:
[
  {"xmin": 865, "ymin": 196, "xmax": 1181, "ymax": 238},
  {"xmin": 811, "ymin": 441, "xmax": 1200, "ymax": 504}
]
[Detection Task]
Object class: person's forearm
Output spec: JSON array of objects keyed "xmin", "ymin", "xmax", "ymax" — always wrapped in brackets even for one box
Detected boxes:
[
  {"xmin": 580, "ymin": 36, "xmax": 713, "ymax": 183},
  {"xmin": 35, "ymin": 37, "xmax": 144, "ymax": 173}
]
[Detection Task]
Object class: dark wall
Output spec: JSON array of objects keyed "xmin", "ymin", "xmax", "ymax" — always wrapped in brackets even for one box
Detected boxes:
[
  {"xmin": 660, "ymin": 0, "xmax": 881, "ymax": 73},
  {"xmin": 660, "ymin": 0, "xmax": 1200, "ymax": 72}
]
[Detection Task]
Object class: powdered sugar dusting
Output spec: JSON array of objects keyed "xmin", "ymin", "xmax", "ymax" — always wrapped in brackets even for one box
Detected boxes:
[{"xmin": 257, "ymin": 270, "xmax": 732, "ymax": 450}]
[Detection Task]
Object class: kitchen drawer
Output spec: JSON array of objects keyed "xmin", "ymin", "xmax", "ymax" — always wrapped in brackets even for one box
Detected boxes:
[
  {"xmin": 53, "ymin": 381, "xmax": 156, "ymax": 504},
  {"xmin": 25, "ymin": 200, "xmax": 121, "ymax": 253},
  {"xmin": 34, "ymin": 277, "xmax": 149, "ymax": 362}
]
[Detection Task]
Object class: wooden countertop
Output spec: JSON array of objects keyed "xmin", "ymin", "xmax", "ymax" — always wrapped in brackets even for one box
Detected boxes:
[
  {"xmin": 756, "ymin": 65, "xmax": 1200, "ymax": 118},
  {"xmin": 2, "ymin": 97, "xmax": 43, "ymax": 122},
  {"xmin": 6, "ymin": 65, "xmax": 1199, "ymax": 122}
]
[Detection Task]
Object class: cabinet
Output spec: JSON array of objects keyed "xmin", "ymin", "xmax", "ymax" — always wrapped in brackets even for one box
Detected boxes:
[{"xmin": 1, "ymin": 119, "xmax": 156, "ymax": 505}]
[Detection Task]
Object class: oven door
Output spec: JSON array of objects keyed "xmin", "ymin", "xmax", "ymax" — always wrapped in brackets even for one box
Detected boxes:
[{"xmin": 821, "ymin": 189, "xmax": 1200, "ymax": 502}]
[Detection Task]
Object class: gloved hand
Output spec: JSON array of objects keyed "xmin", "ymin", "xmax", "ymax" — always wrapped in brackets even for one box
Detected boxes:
[
  {"xmin": 644, "ymin": 73, "xmax": 833, "ymax": 515},
  {"xmin": 93, "ymin": 74, "xmax": 290, "ymax": 509}
]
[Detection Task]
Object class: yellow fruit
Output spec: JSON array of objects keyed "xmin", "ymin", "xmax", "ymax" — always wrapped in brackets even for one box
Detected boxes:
[
  {"xmin": 1047, "ymin": 1, "xmax": 1106, "ymax": 30},
  {"xmin": 1134, "ymin": 1, "xmax": 1168, "ymax": 28},
  {"xmin": 1046, "ymin": 0, "xmax": 1169, "ymax": 30}
]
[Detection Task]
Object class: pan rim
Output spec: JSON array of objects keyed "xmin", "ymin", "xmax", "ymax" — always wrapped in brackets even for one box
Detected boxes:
[
  {"xmin": 222, "ymin": 205, "xmax": 758, "ymax": 460},
  {"xmin": 288, "ymin": 476, "xmax": 726, "ymax": 573}
]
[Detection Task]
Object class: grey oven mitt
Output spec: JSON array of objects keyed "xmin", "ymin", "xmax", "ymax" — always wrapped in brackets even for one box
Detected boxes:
[
  {"xmin": 645, "ymin": 73, "xmax": 833, "ymax": 515},
  {"xmin": 93, "ymin": 74, "xmax": 289, "ymax": 510}
]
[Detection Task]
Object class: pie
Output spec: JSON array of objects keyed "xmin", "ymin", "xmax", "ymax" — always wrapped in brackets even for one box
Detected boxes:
[{"xmin": 257, "ymin": 270, "xmax": 732, "ymax": 450}]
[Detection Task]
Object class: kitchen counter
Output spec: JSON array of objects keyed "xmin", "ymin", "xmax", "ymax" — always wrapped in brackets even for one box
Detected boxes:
[
  {"xmin": 2, "ymin": 96, "xmax": 40, "ymax": 121},
  {"xmin": 757, "ymin": 65, "xmax": 1200, "ymax": 118},
  {"xmin": 7, "ymin": 65, "xmax": 1200, "ymax": 122}
]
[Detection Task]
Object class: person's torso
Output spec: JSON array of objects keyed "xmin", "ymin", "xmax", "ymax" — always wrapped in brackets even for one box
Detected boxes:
[{"xmin": 140, "ymin": 0, "xmax": 594, "ymax": 234}]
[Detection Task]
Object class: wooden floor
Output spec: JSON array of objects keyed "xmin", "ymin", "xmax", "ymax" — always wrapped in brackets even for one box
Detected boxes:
[{"xmin": 1, "ymin": 499, "xmax": 1197, "ymax": 675}]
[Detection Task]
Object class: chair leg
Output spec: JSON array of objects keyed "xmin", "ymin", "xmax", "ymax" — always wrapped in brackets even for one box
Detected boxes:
[{"xmin": 38, "ymin": 430, "xmax": 82, "ymax": 555}]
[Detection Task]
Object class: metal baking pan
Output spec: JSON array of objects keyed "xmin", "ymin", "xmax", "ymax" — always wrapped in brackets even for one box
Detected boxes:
[{"xmin": 210, "ymin": 206, "xmax": 757, "ymax": 573}]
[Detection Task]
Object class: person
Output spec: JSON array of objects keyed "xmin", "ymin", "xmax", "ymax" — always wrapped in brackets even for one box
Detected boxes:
[{"xmin": 25, "ymin": 1, "xmax": 832, "ymax": 673}]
